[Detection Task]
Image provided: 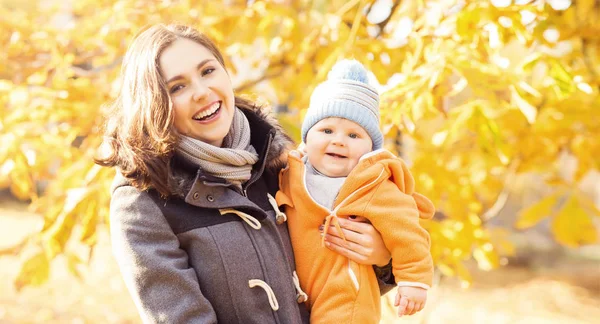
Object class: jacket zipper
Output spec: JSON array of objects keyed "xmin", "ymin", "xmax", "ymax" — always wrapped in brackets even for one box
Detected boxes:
[
  {"xmin": 233, "ymin": 132, "xmax": 273, "ymax": 198},
  {"xmin": 242, "ymin": 132, "xmax": 274, "ymax": 196}
]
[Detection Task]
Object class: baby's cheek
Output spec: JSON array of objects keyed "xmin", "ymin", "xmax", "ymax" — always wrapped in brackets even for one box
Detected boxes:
[{"xmin": 349, "ymin": 158, "xmax": 360, "ymax": 169}]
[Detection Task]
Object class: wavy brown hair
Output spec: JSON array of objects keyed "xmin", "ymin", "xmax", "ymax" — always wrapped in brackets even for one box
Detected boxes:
[{"xmin": 95, "ymin": 24, "xmax": 259, "ymax": 197}]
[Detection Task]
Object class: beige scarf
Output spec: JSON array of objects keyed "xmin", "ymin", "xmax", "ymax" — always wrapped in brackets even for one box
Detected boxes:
[{"xmin": 177, "ymin": 107, "xmax": 259, "ymax": 187}]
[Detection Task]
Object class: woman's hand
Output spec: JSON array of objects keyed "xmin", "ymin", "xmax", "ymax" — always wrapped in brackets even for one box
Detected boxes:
[{"xmin": 319, "ymin": 216, "xmax": 391, "ymax": 266}]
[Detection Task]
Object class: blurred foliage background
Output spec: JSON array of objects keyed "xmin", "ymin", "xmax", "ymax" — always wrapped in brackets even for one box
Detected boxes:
[{"xmin": 0, "ymin": 0, "xmax": 599, "ymax": 320}]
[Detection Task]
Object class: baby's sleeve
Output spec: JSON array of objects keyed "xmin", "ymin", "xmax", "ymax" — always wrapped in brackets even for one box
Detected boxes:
[{"xmin": 364, "ymin": 162, "xmax": 434, "ymax": 289}]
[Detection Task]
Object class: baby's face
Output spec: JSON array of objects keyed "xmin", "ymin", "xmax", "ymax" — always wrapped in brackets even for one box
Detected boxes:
[{"xmin": 305, "ymin": 117, "xmax": 373, "ymax": 177}]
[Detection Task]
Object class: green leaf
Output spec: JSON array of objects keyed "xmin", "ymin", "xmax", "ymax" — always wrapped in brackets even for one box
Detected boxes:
[
  {"xmin": 549, "ymin": 60, "xmax": 576, "ymax": 99},
  {"xmin": 520, "ymin": 52, "xmax": 542, "ymax": 72}
]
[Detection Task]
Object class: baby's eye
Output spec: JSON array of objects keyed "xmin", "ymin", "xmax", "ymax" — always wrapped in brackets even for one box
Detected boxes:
[
  {"xmin": 323, "ymin": 129, "xmax": 332, "ymax": 134},
  {"xmin": 349, "ymin": 133, "xmax": 358, "ymax": 139}
]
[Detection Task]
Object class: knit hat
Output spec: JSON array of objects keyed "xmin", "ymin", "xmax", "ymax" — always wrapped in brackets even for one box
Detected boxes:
[{"xmin": 301, "ymin": 59, "xmax": 383, "ymax": 150}]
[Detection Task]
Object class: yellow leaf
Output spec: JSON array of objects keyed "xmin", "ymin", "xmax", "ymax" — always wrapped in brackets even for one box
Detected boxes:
[
  {"xmin": 42, "ymin": 188, "xmax": 91, "ymax": 258},
  {"xmin": 10, "ymin": 170, "xmax": 34, "ymax": 201},
  {"xmin": 515, "ymin": 192, "xmax": 561, "ymax": 229},
  {"xmin": 14, "ymin": 250, "xmax": 50, "ymax": 291},
  {"xmin": 549, "ymin": 60, "xmax": 576, "ymax": 99},
  {"xmin": 517, "ymin": 80, "xmax": 541, "ymax": 98},
  {"xmin": 79, "ymin": 199, "xmax": 98, "ymax": 245},
  {"xmin": 66, "ymin": 253, "xmax": 84, "ymax": 280},
  {"xmin": 551, "ymin": 196, "xmax": 598, "ymax": 247},
  {"xmin": 473, "ymin": 243, "xmax": 499, "ymax": 271},
  {"xmin": 520, "ymin": 52, "xmax": 542, "ymax": 72},
  {"xmin": 428, "ymin": 69, "xmax": 441, "ymax": 90},
  {"xmin": 510, "ymin": 85, "xmax": 537, "ymax": 124}
]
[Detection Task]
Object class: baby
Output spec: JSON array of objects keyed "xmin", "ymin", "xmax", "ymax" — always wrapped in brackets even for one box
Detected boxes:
[{"xmin": 275, "ymin": 60, "xmax": 435, "ymax": 323}]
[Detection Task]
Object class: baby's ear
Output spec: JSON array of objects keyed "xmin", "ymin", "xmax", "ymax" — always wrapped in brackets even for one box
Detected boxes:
[{"xmin": 412, "ymin": 193, "xmax": 435, "ymax": 220}]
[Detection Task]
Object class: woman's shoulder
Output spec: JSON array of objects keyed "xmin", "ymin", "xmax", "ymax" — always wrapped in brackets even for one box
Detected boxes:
[
  {"xmin": 111, "ymin": 171, "xmax": 148, "ymax": 198},
  {"xmin": 109, "ymin": 171, "xmax": 167, "ymax": 220}
]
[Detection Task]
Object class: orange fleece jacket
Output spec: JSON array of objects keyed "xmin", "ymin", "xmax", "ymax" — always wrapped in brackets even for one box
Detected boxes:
[{"xmin": 276, "ymin": 149, "xmax": 435, "ymax": 324}]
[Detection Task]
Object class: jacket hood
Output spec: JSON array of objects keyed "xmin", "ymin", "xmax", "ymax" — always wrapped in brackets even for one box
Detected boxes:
[
  {"xmin": 344, "ymin": 149, "xmax": 435, "ymax": 220},
  {"xmin": 288, "ymin": 148, "xmax": 435, "ymax": 220}
]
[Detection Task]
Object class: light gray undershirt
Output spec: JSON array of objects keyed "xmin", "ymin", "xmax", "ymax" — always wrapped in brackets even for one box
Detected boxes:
[{"xmin": 303, "ymin": 156, "xmax": 347, "ymax": 210}]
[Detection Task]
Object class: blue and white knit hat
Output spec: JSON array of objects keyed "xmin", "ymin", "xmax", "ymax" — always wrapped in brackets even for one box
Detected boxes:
[{"xmin": 301, "ymin": 59, "xmax": 383, "ymax": 150}]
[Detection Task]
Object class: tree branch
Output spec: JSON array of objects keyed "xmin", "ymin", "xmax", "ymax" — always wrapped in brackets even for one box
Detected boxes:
[
  {"xmin": 482, "ymin": 158, "xmax": 521, "ymax": 222},
  {"xmin": 0, "ymin": 234, "xmax": 32, "ymax": 256},
  {"xmin": 234, "ymin": 61, "xmax": 286, "ymax": 92},
  {"xmin": 71, "ymin": 57, "xmax": 123, "ymax": 78}
]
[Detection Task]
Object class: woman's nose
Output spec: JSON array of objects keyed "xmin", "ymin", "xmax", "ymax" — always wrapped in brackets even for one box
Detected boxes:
[{"xmin": 191, "ymin": 80, "xmax": 210, "ymax": 102}]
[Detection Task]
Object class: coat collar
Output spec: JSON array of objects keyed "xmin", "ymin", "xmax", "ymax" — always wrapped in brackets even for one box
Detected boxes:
[{"xmin": 169, "ymin": 106, "xmax": 294, "ymax": 197}]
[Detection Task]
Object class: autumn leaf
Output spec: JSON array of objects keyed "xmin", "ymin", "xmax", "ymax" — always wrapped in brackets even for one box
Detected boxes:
[
  {"xmin": 473, "ymin": 243, "xmax": 500, "ymax": 271},
  {"xmin": 515, "ymin": 192, "xmax": 562, "ymax": 230},
  {"xmin": 14, "ymin": 250, "xmax": 50, "ymax": 291},
  {"xmin": 510, "ymin": 85, "xmax": 537, "ymax": 124},
  {"xmin": 551, "ymin": 196, "xmax": 599, "ymax": 247}
]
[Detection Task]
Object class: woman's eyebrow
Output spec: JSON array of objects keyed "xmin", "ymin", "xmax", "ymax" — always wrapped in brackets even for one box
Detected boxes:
[{"xmin": 165, "ymin": 59, "xmax": 214, "ymax": 84}]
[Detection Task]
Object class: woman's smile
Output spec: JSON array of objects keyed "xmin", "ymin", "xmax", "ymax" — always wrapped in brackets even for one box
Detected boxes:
[{"xmin": 192, "ymin": 101, "xmax": 222, "ymax": 124}]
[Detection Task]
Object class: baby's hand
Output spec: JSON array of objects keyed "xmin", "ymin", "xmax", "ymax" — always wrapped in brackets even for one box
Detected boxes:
[{"xmin": 394, "ymin": 286, "xmax": 427, "ymax": 317}]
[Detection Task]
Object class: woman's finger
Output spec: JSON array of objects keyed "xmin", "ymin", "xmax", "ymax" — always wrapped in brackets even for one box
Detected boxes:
[
  {"xmin": 323, "ymin": 239, "xmax": 367, "ymax": 263},
  {"xmin": 319, "ymin": 216, "xmax": 391, "ymax": 266},
  {"xmin": 322, "ymin": 225, "xmax": 367, "ymax": 245},
  {"xmin": 323, "ymin": 233, "xmax": 369, "ymax": 256},
  {"xmin": 337, "ymin": 217, "xmax": 374, "ymax": 234}
]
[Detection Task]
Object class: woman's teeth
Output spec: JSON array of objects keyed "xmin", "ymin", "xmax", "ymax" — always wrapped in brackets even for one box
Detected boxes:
[{"xmin": 193, "ymin": 102, "xmax": 221, "ymax": 120}]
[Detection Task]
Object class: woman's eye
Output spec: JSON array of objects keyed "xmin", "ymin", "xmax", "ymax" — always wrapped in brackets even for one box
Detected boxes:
[
  {"xmin": 170, "ymin": 84, "xmax": 184, "ymax": 93},
  {"xmin": 323, "ymin": 129, "xmax": 332, "ymax": 134},
  {"xmin": 202, "ymin": 68, "xmax": 215, "ymax": 76}
]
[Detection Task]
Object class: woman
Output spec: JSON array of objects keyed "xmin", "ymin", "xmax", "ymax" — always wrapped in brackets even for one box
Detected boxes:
[{"xmin": 96, "ymin": 24, "xmax": 393, "ymax": 323}]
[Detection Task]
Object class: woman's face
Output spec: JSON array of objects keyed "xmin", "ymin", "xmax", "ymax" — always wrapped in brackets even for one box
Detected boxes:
[{"xmin": 160, "ymin": 38, "xmax": 235, "ymax": 147}]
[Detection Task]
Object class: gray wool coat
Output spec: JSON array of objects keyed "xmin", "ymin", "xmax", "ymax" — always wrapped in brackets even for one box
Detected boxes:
[{"xmin": 109, "ymin": 107, "xmax": 394, "ymax": 324}]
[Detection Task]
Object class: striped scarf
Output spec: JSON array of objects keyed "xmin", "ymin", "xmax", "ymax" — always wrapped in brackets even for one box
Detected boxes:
[{"xmin": 177, "ymin": 107, "xmax": 259, "ymax": 188}]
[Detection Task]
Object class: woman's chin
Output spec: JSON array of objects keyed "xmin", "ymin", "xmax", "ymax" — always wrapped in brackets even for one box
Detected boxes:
[
  {"xmin": 188, "ymin": 127, "xmax": 230, "ymax": 147},
  {"xmin": 189, "ymin": 112, "xmax": 233, "ymax": 146}
]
